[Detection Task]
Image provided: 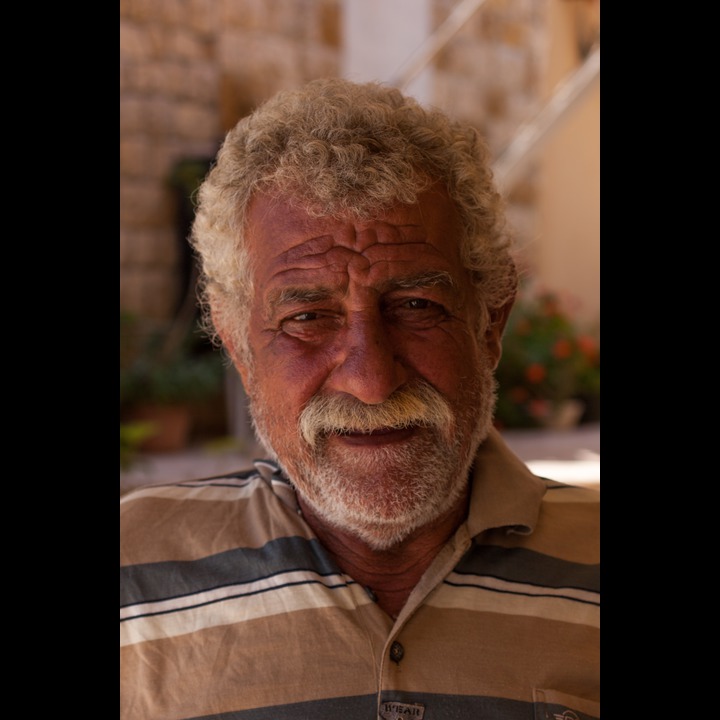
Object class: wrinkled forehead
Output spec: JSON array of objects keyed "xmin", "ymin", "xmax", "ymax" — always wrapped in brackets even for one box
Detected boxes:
[
  {"xmin": 243, "ymin": 188, "xmax": 470, "ymax": 305},
  {"xmin": 245, "ymin": 185, "xmax": 463, "ymax": 253}
]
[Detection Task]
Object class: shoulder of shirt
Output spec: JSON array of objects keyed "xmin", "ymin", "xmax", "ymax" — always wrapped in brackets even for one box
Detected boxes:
[
  {"xmin": 539, "ymin": 477, "xmax": 600, "ymax": 504},
  {"xmin": 119, "ymin": 459, "xmax": 288, "ymax": 504}
]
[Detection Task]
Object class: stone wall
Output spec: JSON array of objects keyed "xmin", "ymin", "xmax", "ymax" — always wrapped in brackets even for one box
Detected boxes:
[
  {"xmin": 431, "ymin": 0, "xmax": 550, "ymax": 262},
  {"xmin": 120, "ymin": 0, "xmax": 342, "ymax": 321},
  {"xmin": 120, "ymin": 0, "xmax": 550, "ymax": 321}
]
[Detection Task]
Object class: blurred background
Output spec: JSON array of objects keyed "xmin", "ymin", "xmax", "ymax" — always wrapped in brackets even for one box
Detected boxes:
[{"xmin": 120, "ymin": 0, "xmax": 600, "ymax": 490}]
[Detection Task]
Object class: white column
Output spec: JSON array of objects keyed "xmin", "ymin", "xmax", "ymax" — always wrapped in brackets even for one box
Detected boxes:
[{"xmin": 341, "ymin": 0, "xmax": 433, "ymax": 105}]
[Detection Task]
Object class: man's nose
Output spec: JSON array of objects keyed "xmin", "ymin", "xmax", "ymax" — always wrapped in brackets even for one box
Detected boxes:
[{"xmin": 326, "ymin": 312, "xmax": 408, "ymax": 405}]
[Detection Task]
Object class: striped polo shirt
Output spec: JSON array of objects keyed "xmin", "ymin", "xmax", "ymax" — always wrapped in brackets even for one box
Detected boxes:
[{"xmin": 120, "ymin": 428, "xmax": 600, "ymax": 719}]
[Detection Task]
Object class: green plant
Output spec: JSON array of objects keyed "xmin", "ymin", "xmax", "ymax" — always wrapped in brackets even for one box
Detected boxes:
[
  {"xmin": 120, "ymin": 312, "xmax": 224, "ymax": 408},
  {"xmin": 494, "ymin": 290, "xmax": 600, "ymax": 429},
  {"xmin": 120, "ymin": 421, "xmax": 157, "ymax": 470}
]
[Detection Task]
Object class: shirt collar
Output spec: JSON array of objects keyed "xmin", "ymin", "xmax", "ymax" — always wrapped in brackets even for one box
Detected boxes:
[{"xmin": 465, "ymin": 427, "xmax": 547, "ymax": 537}]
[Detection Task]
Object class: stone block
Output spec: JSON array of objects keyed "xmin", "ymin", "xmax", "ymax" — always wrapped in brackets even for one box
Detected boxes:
[
  {"xmin": 173, "ymin": 62, "xmax": 219, "ymax": 103},
  {"xmin": 120, "ymin": 179, "xmax": 175, "ymax": 227},
  {"xmin": 185, "ymin": 0, "xmax": 220, "ymax": 35},
  {"xmin": 174, "ymin": 101, "xmax": 221, "ymax": 140},
  {"xmin": 120, "ymin": 20, "xmax": 151, "ymax": 61},
  {"xmin": 266, "ymin": 0, "xmax": 308, "ymax": 40},
  {"xmin": 142, "ymin": 96, "xmax": 175, "ymax": 136},
  {"xmin": 166, "ymin": 27, "xmax": 212, "ymax": 61},
  {"xmin": 160, "ymin": 0, "xmax": 189, "ymax": 26},
  {"xmin": 120, "ymin": 136, "xmax": 156, "ymax": 177},
  {"xmin": 120, "ymin": 96, "xmax": 146, "ymax": 133},
  {"xmin": 155, "ymin": 61, "xmax": 191, "ymax": 97},
  {"xmin": 123, "ymin": 0, "xmax": 165, "ymax": 22},
  {"xmin": 219, "ymin": 0, "xmax": 266, "ymax": 30}
]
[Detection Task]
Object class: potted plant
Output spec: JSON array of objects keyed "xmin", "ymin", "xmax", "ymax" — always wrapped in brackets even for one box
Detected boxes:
[
  {"xmin": 120, "ymin": 156, "xmax": 225, "ymax": 461},
  {"xmin": 120, "ymin": 312, "xmax": 225, "ymax": 452},
  {"xmin": 494, "ymin": 289, "xmax": 600, "ymax": 429}
]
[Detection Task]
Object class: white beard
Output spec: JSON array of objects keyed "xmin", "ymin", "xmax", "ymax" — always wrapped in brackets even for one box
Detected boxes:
[{"xmin": 248, "ymin": 369, "xmax": 497, "ymax": 550}]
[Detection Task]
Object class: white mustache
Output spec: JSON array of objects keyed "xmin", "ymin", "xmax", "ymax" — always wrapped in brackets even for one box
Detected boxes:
[{"xmin": 298, "ymin": 380, "xmax": 454, "ymax": 448}]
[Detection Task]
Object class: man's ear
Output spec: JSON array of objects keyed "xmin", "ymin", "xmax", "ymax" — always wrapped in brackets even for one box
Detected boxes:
[{"xmin": 485, "ymin": 298, "xmax": 515, "ymax": 370}]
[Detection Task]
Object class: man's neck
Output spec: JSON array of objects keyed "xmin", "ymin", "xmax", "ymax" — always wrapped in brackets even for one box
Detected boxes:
[{"xmin": 297, "ymin": 491, "xmax": 469, "ymax": 619}]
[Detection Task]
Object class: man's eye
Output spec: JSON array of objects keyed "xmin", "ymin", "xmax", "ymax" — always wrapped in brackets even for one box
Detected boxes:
[
  {"xmin": 280, "ymin": 311, "xmax": 339, "ymax": 339},
  {"xmin": 404, "ymin": 298, "xmax": 432, "ymax": 310},
  {"xmin": 387, "ymin": 298, "xmax": 448, "ymax": 328},
  {"xmin": 289, "ymin": 311, "xmax": 319, "ymax": 322}
]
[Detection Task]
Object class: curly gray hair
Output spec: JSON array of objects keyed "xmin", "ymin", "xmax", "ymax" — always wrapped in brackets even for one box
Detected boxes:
[{"xmin": 190, "ymin": 77, "xmax": 517, "ymax": 362}]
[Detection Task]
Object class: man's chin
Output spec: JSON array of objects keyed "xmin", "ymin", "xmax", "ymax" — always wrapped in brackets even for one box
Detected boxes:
[
  {"xmin": 300, "ymin": 490, "xmax": 447, "ymax": 551},
  {"xmin": 291, "ymin": 442, "xmax": 473, "ymax": 549}
]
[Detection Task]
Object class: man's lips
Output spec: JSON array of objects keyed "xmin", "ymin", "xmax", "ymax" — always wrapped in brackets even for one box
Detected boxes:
[{"xmin": 328, "ymin": 426, "xmax": 417, "ymax": 446}]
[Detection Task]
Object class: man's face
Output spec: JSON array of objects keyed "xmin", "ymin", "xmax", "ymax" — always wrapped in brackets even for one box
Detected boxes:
[{"xmin": 231, "ymin": 188, "xmax": 504, "ymax": 549}]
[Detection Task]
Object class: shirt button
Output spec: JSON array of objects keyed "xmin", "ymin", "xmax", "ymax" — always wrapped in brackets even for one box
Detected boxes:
[{"xmin": 390, "ymin": 641, "xmax": 404, "ymax": 663}]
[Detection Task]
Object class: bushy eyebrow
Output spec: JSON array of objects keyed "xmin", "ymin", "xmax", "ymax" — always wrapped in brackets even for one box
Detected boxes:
[
  {"xmin": 267, "ymin": 270, "xmax": 457, "ymax": 314},
  {"xmin": 386, "ymin": 270, "xmax": 456, "ymax": 291},
  {"xmin": 268, "ymin": 286, "xmax": 335, "ymax": 311}
]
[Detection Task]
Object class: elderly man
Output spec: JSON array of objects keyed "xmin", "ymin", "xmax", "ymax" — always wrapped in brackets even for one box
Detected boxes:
[{"xmin": 120, "ymin": 78, "xmax": 599, "ymax": 720}]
